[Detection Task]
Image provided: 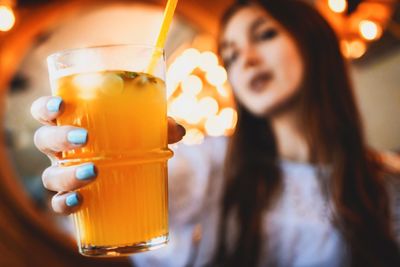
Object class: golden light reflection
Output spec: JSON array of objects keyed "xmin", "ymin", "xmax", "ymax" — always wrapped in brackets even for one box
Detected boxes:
[
  {"xmin": 318, "ymin": 0, "xmax": 391, "ymax": 61},
  {"xmin": 216, "ymin": 84, "xmax": 230, "ymax": 97},
  {"xmin": 0, "ymin": 5, "xmax": 15, "ymax": 32},
  {"xmin": 219, "ymin": 108, "xmax": 238, "ymax": 132},
  {"xmin": 169, "ymin": 94, "xmax": 197, "ymax": 120},
  {"xmin": 167, "ymin": 48, "xmax": 236, "ymax": 144},
  {"xmin": 340, "ymin": 40, "xmax": 350, "ymax": 58},
  {"xmin": 206, "ymin": 66, "xmax": 227, "ymax": 87},
  {"xmin": 340, "ymin": 39, "xmax": 367, "ymax": 59},
  {"xmin": 72, "ymin": 73, "xmax": 103, "ymax": 99},
  {"xmin": 181, "ymin": 75, "xmax": 202, "ymax": 95},
  {"xmin": 348, "ymin": 39, "xmax": 367, "ymax": 59},
  {"xmin": 181, "ymin": 48, "xmax": 201, "ymax": 62},
  {"xmin": 185, "ymin": 106, "xmax": 203, "ymax": 125},
  {"xmin": 182, "ymin": 129, "xmax": 204, "ymax": 145},
  {"xmin": 167, "ymin": 48, "xmax": 200, "ymax": 99},
  {"xmin": 327, "ymin": 0, "xmax": 347, "ymax": 14},
  {"xmin": 205, "ymin": 115, "xmax": 225, "ymax": 137},
  {"xmin": 73, "ymin": 73, "xmax": 103, "ymax": 89},
  {"xmin": 198, "ymin": 51, "xmax": 219, "ymax": 72},
  {"xmin": 198, "ymin": 97, "xmax": 219, "ymax": 118},
  {"xmin": 359, "ymin": 20, "xmax": 382, "ymax": 41}
]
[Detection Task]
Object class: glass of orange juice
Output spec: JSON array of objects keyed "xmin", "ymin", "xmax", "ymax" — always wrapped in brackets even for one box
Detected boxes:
[{"xmin": 47, "ymin": 44, "xmax": 173, "ymax": 257}]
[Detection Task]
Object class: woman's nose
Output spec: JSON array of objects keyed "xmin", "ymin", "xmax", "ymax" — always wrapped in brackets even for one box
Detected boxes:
[{"xmin": 243, "ymin": 46, "xmax": 262, "ymax": 69}]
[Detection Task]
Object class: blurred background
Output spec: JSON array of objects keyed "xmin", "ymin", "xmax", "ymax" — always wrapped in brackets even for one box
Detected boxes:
[{"xmin": 0, "ymin": 0, "xmax": 399, "ymax": 233}]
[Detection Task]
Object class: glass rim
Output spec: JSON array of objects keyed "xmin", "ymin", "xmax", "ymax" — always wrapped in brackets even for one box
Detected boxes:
[{"xmin": 47, "ymin": 43, "xmax": 165, "ymax": 62}]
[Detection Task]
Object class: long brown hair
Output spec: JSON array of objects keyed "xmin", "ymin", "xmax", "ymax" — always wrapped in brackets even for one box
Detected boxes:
[{"xmin": 214, "ymin": 1, "xmax": 400, "ymax": 266}]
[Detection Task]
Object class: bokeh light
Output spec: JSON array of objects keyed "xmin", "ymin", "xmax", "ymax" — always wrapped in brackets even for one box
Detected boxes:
[
  {"xmin": 216, "ymin": 84, "xmax": 230, "ymax": 97},
  {"xmin": 340, "ymin": 40, "xmax": 350, "ymax": 58},
  {"xmin": 181, "ymin": 48, "xmax": 201, "ymax": 62},
  {"xmin": 328, "ymin": 0, "xmax": 347, "ymax": 13},
  {"xmin": 169, "ymin": 94, "xmax": 197, "ymax": 120},
  {"xmin": 198, "ymin": 51, "xmax": 219, "ymax": 72},
  {"xmin": 0, "ymin": 6, "xmax": 15, "ymax": 32},
  {"xmin": 348, "ymin": 39, "xmax": 366, "ymax": 59},
  {"xmin": 181, "ymin": 75, "xmax": 203, "ymax": 95},
  {"xmin": 167, "ymin": 48, "xmax": 235, "ymax": 144},
  {"xmin": 182, "ymin": 128, "xmax": 205, "ymax": 145},
  {"xmin": 206, "ymin": 66, "xmax": 227, "ymax": 87},
  {"xmin": 340, "ymin": 39, "xmax": 367, "ymax": 59},
  {"xmin": 359, "ymin": 20, "xmax": 382, "ymax": 41},
  {"xmin": 167, "ymin": 48, "xmax": 200, "ymax": 99},
  {"xmin": 219, "ymin": 108, "xmax": 238, "ymax": 131},
  {"xmin": 349, "ymin": 40, "xmax": 366, "ymax": 59},
  {"xmin": 205, "ymin": 115, "xmax": 225, "ymax": 137},
  {"xmin": 198, "ymin": 97, "xmax": 219, "ymax": 118}
]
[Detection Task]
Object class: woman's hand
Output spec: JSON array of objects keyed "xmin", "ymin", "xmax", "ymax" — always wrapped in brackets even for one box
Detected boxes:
[{"xmin": 31, "ymin": 96, "xmax": 185, "ymax": 215}]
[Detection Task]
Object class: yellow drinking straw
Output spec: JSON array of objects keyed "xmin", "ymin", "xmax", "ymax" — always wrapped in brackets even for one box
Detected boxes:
[{"xmin": 147, "ymin": 0, "xmax": 179, "ymax": 74}]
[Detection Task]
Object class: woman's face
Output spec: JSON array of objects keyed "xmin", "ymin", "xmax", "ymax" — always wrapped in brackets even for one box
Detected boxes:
[{"xmin": 220, "ymin": 6, "xmax": 304, "ymax": 116}]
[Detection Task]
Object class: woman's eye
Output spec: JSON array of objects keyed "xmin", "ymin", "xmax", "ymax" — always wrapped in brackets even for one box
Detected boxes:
[
  {"xmin": 223, "ymin": 52, "xmax": 239, "ymax": 69},
  {"xmin": 255, "ymin": 28, "xmax": 278, "ymax": 42}
]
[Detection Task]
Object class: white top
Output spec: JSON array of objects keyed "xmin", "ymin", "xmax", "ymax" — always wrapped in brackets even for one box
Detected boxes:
[{"xmin": 132, "ymin": 137, "xmax": 400, "ymax": 267}]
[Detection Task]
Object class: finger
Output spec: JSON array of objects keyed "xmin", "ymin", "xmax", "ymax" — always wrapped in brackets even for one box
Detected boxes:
[
  {"xmin": 34, "ymin": 125, "xmax": 88, "ymax": 155},
  {"xmin": 52, "ymin": 192, "xmax": 82, "ymax": 215},
  {"xmin": 168, "ymin": 117, "xmax": 186, "ymax": 144},
  {"xmin": 42, "ymin": 163, "xmax": 97, "ymax": 192},
  {"xmin": 31, "ymin": 96, "xmax": 63, "ymax": 125}
]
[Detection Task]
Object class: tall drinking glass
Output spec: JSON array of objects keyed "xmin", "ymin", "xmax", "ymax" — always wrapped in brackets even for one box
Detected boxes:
[{"xmin": 47, "ymin": 44, "xmax": 172, "ymax": 257}]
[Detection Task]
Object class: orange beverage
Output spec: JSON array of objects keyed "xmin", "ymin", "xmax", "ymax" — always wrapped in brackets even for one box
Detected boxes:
[{"xmin": 47, "ymin": 45, "xmax": 172, "ymax": 257}]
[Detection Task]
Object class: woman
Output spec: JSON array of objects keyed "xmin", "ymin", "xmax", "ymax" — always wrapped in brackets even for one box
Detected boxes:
[{"xmin": 31, "ymin": 0, "xmax": 400, "ymax": 266}]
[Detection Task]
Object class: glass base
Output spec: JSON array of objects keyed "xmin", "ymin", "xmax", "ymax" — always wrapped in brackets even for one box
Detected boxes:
[{"xmin": 79, "ymin": 234, "xmax": 169, "ymax": 257}]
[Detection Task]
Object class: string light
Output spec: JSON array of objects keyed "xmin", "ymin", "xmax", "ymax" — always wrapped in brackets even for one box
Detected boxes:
[
  {"xmin": 359, "ymin": 20, "xmax": 382, "ymax": 41},
  {"xmin": 167, "ymin": 48, "xmax": 236, "ymax": 144},
  {"xmin": 340, "ymin": 40, "xmax": 350, "ymax": 58},
  {"xmin": 327, "ymin": 0, "xmax": 347, "ymax": 14},
  {"xmin": 0, "ymin": 5, "xmax": 15, "ymax": 32},
  {"xmin": 349, "ymin": 40, "xmax": 366, "ymax": 59},
  {"xmin": 198, "ymin": 97, "xmax": 219, "ymax": 118},
  {"xmin": 340, "ymin": 39, "xmax": 367, "ymax": 59},
  {"xmin": 219, "ymin": 108, "xmax": 238, "ymax": 131},
  {"xmin": 167, "ymin": 48, "xmax": 200, "ymax": 99},
  {"xmin": 216, "ymin": 84, "xmax": 230, "ymax": 97},
  {"xmin": 182, "ymin": 129, "xmax": 204, "ymax": 145},
  {"xmin": 198, "ymin": 51, "xmax": 219, "ymax": 72},
  {"xmin": 181, "ymin": 75, "xmax": 203, "ymax": 96},
  {"xmin": 181, "ymin": 48, "xmax": 201, "ymax": 62},
  {"xmin": 319, "ymin": 0, "xmax": 390, "ymax": 61},
  {"xmin": 205, "ymin": 115, "xmax": 225, "ymax": 136},
  {"xmin": 205, "ymin": 66, "xmax": 227, "ymax": 87},
  {"xmin": 169, "ymin": 94, "xmax": 197, "ymax": 120}
]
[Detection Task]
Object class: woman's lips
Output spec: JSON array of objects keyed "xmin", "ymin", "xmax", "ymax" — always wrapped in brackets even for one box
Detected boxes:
[{"xmin": 248, "ymin": 71, "xmax": 273, "ymax": 93}]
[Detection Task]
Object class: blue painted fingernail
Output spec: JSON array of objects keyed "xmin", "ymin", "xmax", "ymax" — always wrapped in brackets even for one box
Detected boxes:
[
  {"xmin": 46, "ymin": 97, "xmax": 63, "ymax": 113},
  {"xmin": 66, "ymin": 193, "xmax": 79, "ymax": 207},
  {"xmin": 67, "ymin": 129, "xmax": 88, "ymax": 145},
  {"xmin": 76, "ymin": 163, "xmax": 96, "ymax": 180}
]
